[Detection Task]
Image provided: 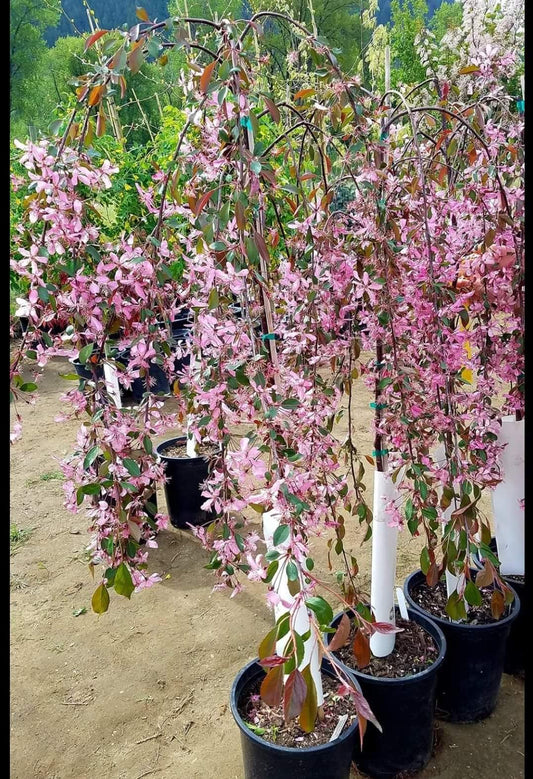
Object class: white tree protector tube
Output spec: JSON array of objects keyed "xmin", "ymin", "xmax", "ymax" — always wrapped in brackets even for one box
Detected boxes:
[
  {"xmin": 262, "ymin": 509, "xmax": 324, "ymax": 706},
  {"xmin": 186, "ymin": 419, "xmax": 197, "ymax": 458},
  {"xmin": 186, "ymin": 351, "xmax": 197, "ymax": 458},
  {"xmin": 103, "ymin": 363, "xmax": 122, "ymax": 408},
  {"xmin": 432, "ymin": 445, "xmax": 462, "ymax": 600},
  {"xmin": 441, "ymin": 503, "xmax": 462, "ymax": 601},
  {"xmin": 492, "ymin": 416, "xmax": 525, "ymax": 576},
  {"xmin": 370, "ymin": 471, "xmax": 399, "ymax": 657}
]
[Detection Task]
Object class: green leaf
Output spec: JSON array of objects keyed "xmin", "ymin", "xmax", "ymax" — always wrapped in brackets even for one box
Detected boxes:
[
  {"xmin": 276, "ymin": 613, "xmax": 290, "ymax": 641},
  {"xmin": 299, "ymin": 664, "xmax": 318, "ymax": 732},
  {"xmin": 114, "ymin": 563, "xmax": 135, "ymax": 599},
  {"xmin": 306, "ymin": 596, "xmax": 333, "ymax": 627},
  {"xmin": 123, "ymin": 458, "xmax": 141, "ymax": 477},
  {"xmin": 244, "ymin": 236, "xmax": 259, "ymax": 264},
  {"xmin": 119, "ymin": 481, "xmax": 138, "ymax": 493},
  {"xmin": 37, "ymin": 286, "xmax": 50, "ymax": 303},
  {"xmin": 420, "ymin": 547, "xmax": 431, "ymax": 575},
  {"xmin": 250, "ymin": 160, "xmax": 262, "ymax": 174},
  {"xmin": 86, "ymin": 245, "xmax": 101, "ymax": 263},
  {"xmin": 83, "ymin": 446, "xmax": 101, "ymax": 471},
  {"xmin": 208, "ymin": 288, "xmax": 219, "ymax": 310},
  {"xmin": 464, "ymin": 580, "xmax": 483, "ymax": 606},
  {"xmin": 91, "ymin": 583, "xmax": 110, "ymax": 614},
  {"xmin": 143, "ymin": 435, "xmax": 153, "ymax": 454},
  {"xmin": 81, "ymin": 483, "xmax": 101, "ymax": 495},
  {"xmin": 258, "ymin": 626, "xmax": 278, "ymax": 660},
  {"xmin": 445, "ymin": 591, "xmax": 467, "ymax": 621},
  {"xmin": 79, "ymin": 343, "xmax": 94, "ymax": 364},
  {"xmin": 19, "ymin": 382, "xmax": 38, "ymax": 393},
  {"xmin": 147, "ymin": 37, "xmax": 160, "ymax": 59},
  {"xmin": 273, "ymin": 524, "xmax": 290, "ymax": 546},
  {"xmin": 264, "ymin": 560, "xmax": 279, "ymax": 583},
  {"xmin": 286, "ymin": 561, "xmax": 298, "ymax": 581},
  {"xmin": 244, "ymin": 722, "xmax": 265, "ymax": 736},
  {"xmin": 281, "ymin": 398, "xmax": 300, "ymax": 410}
]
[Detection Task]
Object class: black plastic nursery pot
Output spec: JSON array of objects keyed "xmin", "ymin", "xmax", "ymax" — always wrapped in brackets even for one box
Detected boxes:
[
  {"xmin": 115, "ymin": 348, "xmax": 171, "ymax": 402},
  {"xmin": 155, "ymin": 436, "xmax": 214, "ymax": 529},
  {"xmin": 131, "ymin": 364, "xmax": 170, "ymax": 402},
  {"xmin": 230, "ymin": 657, "xmax": 359, "ymax": 779},
  {"xmin": 403, "ymin": 570, "xmax": 520, "ymax": 722},
  {"xmin": 501, "ymin": 574, "xmax": 525, "ymax": 676},
  {"xmin": 70, "ymin": 358, "xmax": 105, "ymax": 381},
  {"xmin": 478, "ymin": 538, "xmax": 525, "ymax": 677},
  {"xmin": 326, "ymin": 608, "xmax": 446, "ymax": 779}
]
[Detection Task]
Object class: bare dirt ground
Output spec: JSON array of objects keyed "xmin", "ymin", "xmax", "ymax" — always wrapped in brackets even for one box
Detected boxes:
[{"xmin": 10, "ymin": 356, "xmax": 524, "ymax": 779}]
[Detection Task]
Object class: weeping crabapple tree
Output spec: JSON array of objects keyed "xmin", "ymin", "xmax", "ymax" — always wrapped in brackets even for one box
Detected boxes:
[
  {"xmin": 9, "ymin": 6, "xmax": 523, "ymax": 739},
  {"xmin": 340, "ymin": 40, "xmax": 524, "ymax": 626},
  {"xmin": 9, "ymin": 10, "xmax": 401, "ymax": 738}
]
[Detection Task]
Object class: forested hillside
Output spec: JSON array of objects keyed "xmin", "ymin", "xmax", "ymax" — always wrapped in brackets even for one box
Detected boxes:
[
  {"xmin": 44, "ymin": 0, "xmax": 452, "ymax": 43},
  {"xmin": 11, "ymin": 0, "xmax": 459, "ymax": 144}
]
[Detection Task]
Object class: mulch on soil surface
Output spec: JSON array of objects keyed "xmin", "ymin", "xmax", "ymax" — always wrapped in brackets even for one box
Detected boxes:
[
  {"xmin": 238, "ymin": 673, "xmax": 358, "ymax": 748},
  {"xmin": 161, "ymin": 441, "xmax": 219, "ymax": 458},
  {"xmin": 335, "ymin": 617, "xmax": 438, "ymax": 678},
  {"xmin": 410, "ymin": 579, "xmax": 513, "ymax": 624}
]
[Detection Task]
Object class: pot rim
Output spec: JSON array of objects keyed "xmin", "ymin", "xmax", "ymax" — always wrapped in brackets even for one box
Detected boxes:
[
  {"xmin": 326, "ymin": 606, "xmax": 447, "ymax": 686},
  {"xmin": 403, "ymin": 569, "xmax": 521, "ymax": 630},
  {"xmin": 155, "ymin": 435, "xmax": 215, "ymax": 461},
  {"xmin": 230, "ymin": 657, "xmax": 359, "ymax": 754}
]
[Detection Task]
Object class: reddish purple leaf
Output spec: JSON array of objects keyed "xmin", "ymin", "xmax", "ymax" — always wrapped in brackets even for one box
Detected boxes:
[
  {"xmin": 329, "ymin": 613, "xmax": 351, "ymax": 651},
  {"xmin": 260, "ymin": 665, "xmax": 283, "ymax": 708},
  {"xmin": 84, "ymin": 29, "xmax": 109, "ymax": 51},
  {"xmin": 283, "ymin": 668, "xmax": 307, "ymax": 722},
  {"xmin": 259, "ymin": 654, "xmax": 288, "ymax": 668},
  {"xmin": 299, "ymin": 664, "xmax": 318, "ymax": 733},
  {"xmin": 353, "ymin": 629, "xmax": 370, "ymax": 669},
  {"xmin": 371, "ymin": 621, "xmax": 404, "ymax": 635}
]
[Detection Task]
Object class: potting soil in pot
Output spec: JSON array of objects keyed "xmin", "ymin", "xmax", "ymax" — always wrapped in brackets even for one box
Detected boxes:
[
  {"xmin": 237, "ymin": 672, "xmax": 357, "ymax": 748},
  {"xmin": 336, "ymin": 617, "xmax": 439, "ymax": 677},
  {"xmin": 409, "ymin": 579, "xmax": 513, "ymax": 624},
  {"xmin": 160, "ymin": 440, "xmax": 219, "ymax": 459}
]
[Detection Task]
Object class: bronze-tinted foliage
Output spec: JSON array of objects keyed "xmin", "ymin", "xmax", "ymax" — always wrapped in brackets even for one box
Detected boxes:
[
  {"xmin": 200, "ymin": 61, "xmax": 217, "ymax": 94},
  {"xmin": 353, "ymin": 627, "xmax": 370, "ymax": 668},
  {"xmin": 328, "ymin": 612, "xmax": 351, "ymax": 651},
  {"xmin": 283, "ymin": 668, "xmax": 307, "ymax": 722},
  {"xmin": 260, "ymin": 664, "xmax": 284, "ymax": 707},
  {"xmin": 299, "ymin": 664, "xmax": 318, "ymax": 733}
]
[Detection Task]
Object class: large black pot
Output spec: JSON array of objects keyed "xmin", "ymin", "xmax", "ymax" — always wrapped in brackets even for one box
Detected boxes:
[
  {"xmin": 403, "ymin": 570, "xmax": 520, "ymax": 722},
  {"xmin": 325, "ymin": 608, "xmax": 446, "ymax": 779},
  {"xmin": 501, "ymin": 575, "xmax": 525, "ymax": 676},
  {"xmin": 475, "ymin": 538, "xmax": 525, "ymax": 677},
  {"xmin": 155, "ymin": 436, "xmax": 214, "ymax": 529},
  {"xmin": 230, "ymin": 657, "xmax": 359, "ymax": 779},
  {"xmin": 115, "ymin": 348, "xmax": 170, "ymax": 402},
  {"xmin": 70, "ymin": 358, "xmax": 104, "ymax": 381}
]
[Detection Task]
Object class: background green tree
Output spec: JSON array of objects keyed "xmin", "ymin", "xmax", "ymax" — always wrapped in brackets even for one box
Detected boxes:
[
  {"xmin": 388, "ymin": 0, "xmax": 428, "ymax": 87},
  {"xmin": 10, "ymin": 0, "xmax": 61, "ymax": 137}
]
